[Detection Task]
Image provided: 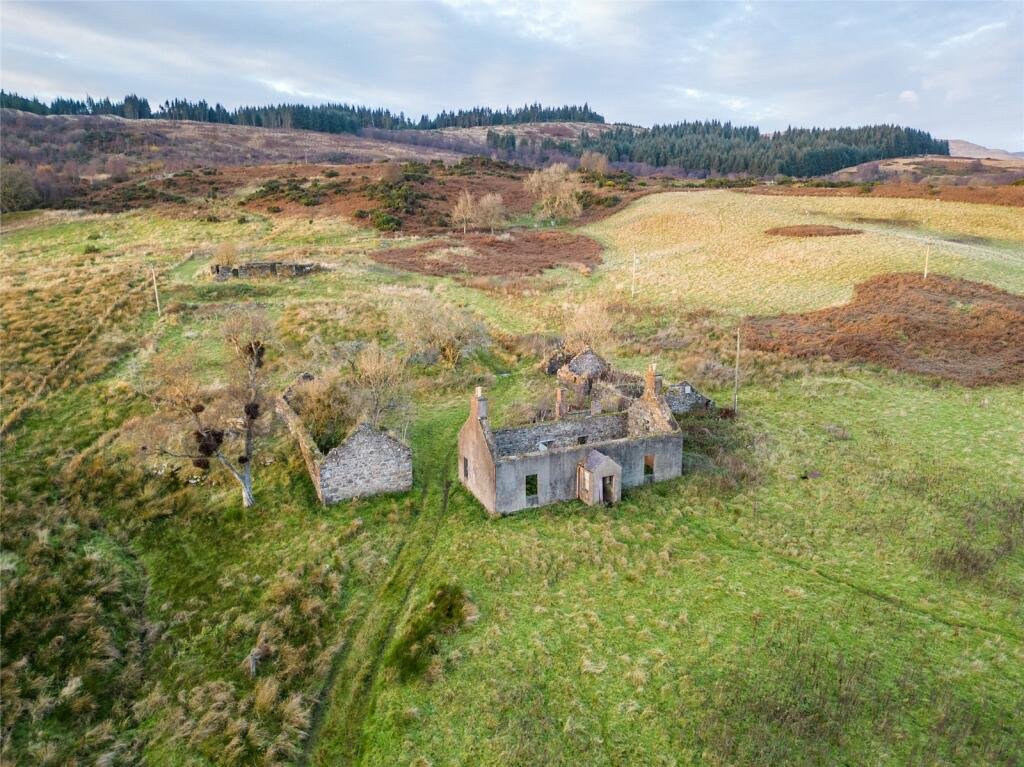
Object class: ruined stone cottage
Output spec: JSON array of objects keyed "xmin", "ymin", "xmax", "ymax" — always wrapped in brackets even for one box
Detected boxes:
[
  {"xmin": 277, "ymin": 378, "xmax": 412, "ymax": 504},
  {"xmin": 555, "ymin": 347, "xmax": 714, "ymax": 416},
  {"xmin": 210, "ymin": 261, "xmax": 321, "ymax": 281},
  {"xmin": 458, "ymin": 364, "xmax": 684, "ymax": 516}
]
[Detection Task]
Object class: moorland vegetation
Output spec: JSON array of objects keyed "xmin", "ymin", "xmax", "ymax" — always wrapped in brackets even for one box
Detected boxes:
[{"xmin": 1, "ymin": 133, "xmax": 1022, "ymax": 766}]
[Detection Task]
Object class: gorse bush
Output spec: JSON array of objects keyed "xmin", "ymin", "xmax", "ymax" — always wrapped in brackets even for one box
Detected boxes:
[
  {"xmin": 385, "ymin": 584, "xmax": 473, "ymax": 682},
  {"xmin": 370, "ymin": 209, "xmax": 401, "ymax": 232}
]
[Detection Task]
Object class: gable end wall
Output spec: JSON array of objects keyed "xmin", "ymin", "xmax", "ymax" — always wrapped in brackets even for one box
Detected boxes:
[{"xmin": 320, "ymin": 430, "xmax": 413, "ymax": 503}]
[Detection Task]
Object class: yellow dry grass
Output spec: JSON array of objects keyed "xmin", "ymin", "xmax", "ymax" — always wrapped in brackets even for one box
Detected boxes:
[{"xmin": 582, "ymin": 190, "xmax": 1024, "ymax": 315}]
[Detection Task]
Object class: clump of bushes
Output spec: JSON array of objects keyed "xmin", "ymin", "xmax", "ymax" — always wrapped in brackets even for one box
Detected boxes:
[
  {"xmin": 575, "ymin": 189, "xmax": 621, "ymax": 210},
  {"xmin": 395, "ymin": 291, "xmax": 487, "ymax": 366},
  {"xmin": 289, "ymin": 373, "xmax": 357, "ymax": 453},
  {"xmin": 370, "ymin": 210, "xmax": 401, "ymax": 232},
  {"xmin": 385, "ymin": 584, "xmax": 475, "ymax": 681}
]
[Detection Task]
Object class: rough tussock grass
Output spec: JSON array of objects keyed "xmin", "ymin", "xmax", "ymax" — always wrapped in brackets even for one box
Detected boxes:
[{"xmin": 3, "ymin": 187, "xmax": 1023, "ymax": 766}]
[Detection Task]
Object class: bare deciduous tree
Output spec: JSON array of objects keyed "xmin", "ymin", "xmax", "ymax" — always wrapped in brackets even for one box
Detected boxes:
[
  {"xmin": 143, "ymin": 308, "xmax": 272, "ymax": 507},
  {"xmin": 353, "ymin": 341, "xmax": 406, "ymax": 427},
  {"xmin": 451, "ymin": 189, "xmax": 476, "ymax": 234},
  {"xmin": 579, "ymin": 150, "xmax": 610, "ymax": 176},
  {"xmin": 475, "ymin": 192, "xmax": 506, "ymax": 234},
  {"xmin": 525, "ymin": 163, "xmax": 582, "ymax": 222},
  {"xmin": 563, "ymin": 300, "xmax": 614, "ymax": 354}
]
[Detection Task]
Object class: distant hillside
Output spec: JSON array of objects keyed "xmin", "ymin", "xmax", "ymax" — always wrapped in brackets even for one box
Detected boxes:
[
  {"xmin": 947, "ymin": 139, "xmax": 1021, "ymax": 161},
  {"xmin": 2, "ymin": 89, "xmax": 948, "ymax": 178}
]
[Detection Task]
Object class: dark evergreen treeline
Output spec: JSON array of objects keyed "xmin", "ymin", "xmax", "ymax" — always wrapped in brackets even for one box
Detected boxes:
[
  {"xmin": 1, "ymin": 90, "xmax": 948, "ymax": 176},
  {"xmin": 576, "ymin": 121, "xmax": 949, "ymax": 176},
  {"xmin": 1, "ymin": 91, "xmax": 152, "ymax": 119},
  {"xmin": 1, "ymin": 91, "xmax": 603, "ymax": 132}
]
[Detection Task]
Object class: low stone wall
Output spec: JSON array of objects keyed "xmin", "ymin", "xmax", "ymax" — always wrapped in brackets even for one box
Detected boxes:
[
  {"xmin": 275, "ymin": 394, "xmax": 326, "ymax": 504},
  {"xmin": 210, "ymin": 262, "xmax": 321, "ymax": 281}
]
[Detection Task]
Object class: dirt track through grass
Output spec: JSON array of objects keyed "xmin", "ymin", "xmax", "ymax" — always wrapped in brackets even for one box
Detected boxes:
[{"xmin": 304, "ymin": 418, "xmax": 457, "ymax": 766}]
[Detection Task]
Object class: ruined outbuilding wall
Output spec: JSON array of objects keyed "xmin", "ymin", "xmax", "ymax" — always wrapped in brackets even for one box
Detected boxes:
[
  {"xmin": 277, "ymin": 389, "xmax": 412, "ymax": 505},
  {"xmin": 319, "ymin": 425, "xmax": 412, "ymax": 502},
  {"xmin": 275, "ymin": 394, "xmax": 326, "ymax": 504},
  {"xmin": 210, "ymin": 262, "xmax": 321, "ymax": 281}
]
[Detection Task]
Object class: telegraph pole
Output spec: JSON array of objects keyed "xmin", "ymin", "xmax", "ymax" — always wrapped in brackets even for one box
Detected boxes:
[
  {"xmin": 732, "ymin": 322, "xmax": 741, "ymax": 412},
  {"xmin": 150, "ymin": 266, "xmax": 162, "ymax": 319}
]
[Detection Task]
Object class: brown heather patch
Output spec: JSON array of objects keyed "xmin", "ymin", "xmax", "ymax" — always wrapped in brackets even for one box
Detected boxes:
[
  {"xmin": 744, "ymin": 273, "xmax": 1024, "ymax": 386},
  {"xmin": 371, "ymin": 231, "xmax": 602, "ymax": 277},
  {"xmin": 765, "ymin": 225, "xmax": 862, "ymax": 237}
]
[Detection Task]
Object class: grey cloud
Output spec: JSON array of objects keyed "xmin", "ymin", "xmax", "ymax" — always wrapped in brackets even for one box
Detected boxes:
[{"xmin": 1, "ymin": 0, "xmax": 1021, "ymax": 149}]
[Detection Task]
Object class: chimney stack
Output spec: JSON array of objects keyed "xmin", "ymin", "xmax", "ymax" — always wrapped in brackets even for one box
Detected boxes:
[
  {"xmin": 471, "ymin": 386, "xmax": 488, "ymax": 420},
  {"xmin": 554, "ymin": 387, "xmax": 565, "ymax": 419},
  {"xmin": 644, "ymin": 363, "xmax": 657, "ymax": 398}
]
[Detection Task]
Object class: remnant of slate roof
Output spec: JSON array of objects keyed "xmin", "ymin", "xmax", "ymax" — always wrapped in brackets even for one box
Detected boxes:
[
  {"xmin": 664, "ymin": 382, "xmax": 713, "ymax": 415},
  {"xmin": 566, "ymin": 348, "xmax": 610, "ymax": 378},
  {"xmin": 582, "ymin": 449, "xmax": 618, "ymax": 472}
]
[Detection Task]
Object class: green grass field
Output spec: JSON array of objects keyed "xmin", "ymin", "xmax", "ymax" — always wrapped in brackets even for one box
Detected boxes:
[{"xmin": 2, "ymin": 190, "xmax": 1022, "ymax": 766}]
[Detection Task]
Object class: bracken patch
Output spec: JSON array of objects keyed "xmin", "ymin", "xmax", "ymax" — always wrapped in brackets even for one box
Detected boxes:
[
  {"xmin": 744, "ymin": 273, "xmax": 1024, "ymax": 386},
  {"xmin": 371, "ymin": 231, "xmax": 602, "ymax": 277}
]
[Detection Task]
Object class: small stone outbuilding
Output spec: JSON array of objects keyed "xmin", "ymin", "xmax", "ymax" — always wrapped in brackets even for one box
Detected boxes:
[
  {"xmin": 277, "ymin": 381, "xmax": 412, "ymax": 505},
  {"xmin": 210, "ymin": 262, "xmax": 321, "ymax": 281},
  {"xmin": 318, "ymin": 423, "xmax": 413, "ymax": 503}
]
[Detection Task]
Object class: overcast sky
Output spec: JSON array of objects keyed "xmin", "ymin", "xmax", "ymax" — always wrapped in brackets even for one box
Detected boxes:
[{"xmin": 2, "ymin": 0, "xmax": 1022, "ymax": 149}]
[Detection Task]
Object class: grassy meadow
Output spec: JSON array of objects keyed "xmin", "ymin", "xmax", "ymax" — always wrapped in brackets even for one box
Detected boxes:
[{"xmin": 1, "ymin": 188, "xmax": 1022, "ymax": 766}]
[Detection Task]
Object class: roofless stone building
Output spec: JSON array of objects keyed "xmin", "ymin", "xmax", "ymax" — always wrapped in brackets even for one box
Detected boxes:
[{"xmin": 458, "ymin": 363, "xmax": 684, "ymax": 516}]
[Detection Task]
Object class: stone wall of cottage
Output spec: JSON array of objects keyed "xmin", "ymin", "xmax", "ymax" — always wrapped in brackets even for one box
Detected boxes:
[
  {"xmin": 320, "ymin": 425, "xmax": 413, "ymax": 502},
  {"xmin": 275, "ymin": 395, "xmax": 326, "ymax": 504}
]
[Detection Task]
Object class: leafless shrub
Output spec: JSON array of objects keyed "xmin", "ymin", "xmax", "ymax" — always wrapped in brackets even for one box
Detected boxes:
[
  {"xmin": 394, "ymin": 292, "xmax": 487, "ymax": 367},
  {"xmin": 525, "ymin": 163, "xmax": 582, "ymax": 220},
  {"xmin": 579, "ymin": 150, "xmax": 609, "ymax": 176},
  {"xmin": 475, "ymin": 192, "xmax": 506, "ymax": 233},
  {"xmin": 563, "ymin": 300, "xmax": 614, "ymax": 355},
  {"xmin": 212, "ymin": 242, "xmax": 238, "ymax": 268},
  {"xmin": 290, "ymin": 372, "xmax": 358, "ymax": 453}
]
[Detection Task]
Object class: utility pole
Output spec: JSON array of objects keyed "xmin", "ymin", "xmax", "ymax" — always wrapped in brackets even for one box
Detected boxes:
[
  {"xmin": 923, "ymin": 247, "xmax": 930, "ymax": 280},
  {"xmin": 732, "ymin": 322, "xmax": 741, "ymax": 413},
  {"xmin": 150, "ymin": 266, "xmax": 162, "ymax": 319}
]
